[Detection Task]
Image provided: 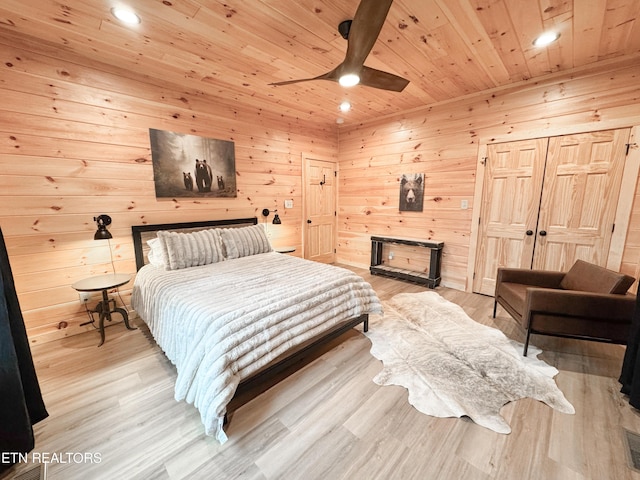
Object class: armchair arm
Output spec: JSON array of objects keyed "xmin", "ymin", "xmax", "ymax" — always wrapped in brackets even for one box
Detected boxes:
[
  {"xmin": 496, "ymin": 268, "xmax": 565, "ymax": 289},
  {"xmin": 525, "ymin": 288, "xmax": 636, "ymax": 322}
]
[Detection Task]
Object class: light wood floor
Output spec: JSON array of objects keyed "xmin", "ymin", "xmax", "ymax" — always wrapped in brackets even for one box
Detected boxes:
[{"xmin": 4, "ymin": 266, "xmax": 640, "ymax": 480}]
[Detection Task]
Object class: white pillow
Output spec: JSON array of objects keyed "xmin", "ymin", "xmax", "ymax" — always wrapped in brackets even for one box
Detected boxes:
[
  {"xmin": 156, "ymin": 228, "xmax": 224, "ymax": 270},
  {"xmin": 219, "ymin": 224, "xmax": 272, "ymax": 259},
  {"xmin": 146, "ymin": 238, "xmax": 166, "ymax": 267}
]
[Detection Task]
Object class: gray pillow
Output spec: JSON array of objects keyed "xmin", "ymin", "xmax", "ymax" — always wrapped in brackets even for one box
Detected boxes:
[
  {"xmin": 219, "ymin": 224, "xmax": 272, "ymax": 259},
  {"xmin": 156, "ymin": 228, "xmax": 224, "ymax": 270}
]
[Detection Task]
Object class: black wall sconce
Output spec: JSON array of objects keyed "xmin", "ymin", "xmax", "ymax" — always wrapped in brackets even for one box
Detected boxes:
[
  {"xmin": 92, "ymin": 214, "xmax": 117, "ymax": 273},
  {"xmin": 94, "ymin": 214, "xmax": 113, "ymax": 240},
  {"xmin": 262, "ymin": 208, "xmax": 281, "ymax": 224}
]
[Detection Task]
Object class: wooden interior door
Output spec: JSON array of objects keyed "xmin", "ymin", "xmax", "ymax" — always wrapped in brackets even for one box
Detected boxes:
[
  {"xmin": 473, "ymin": 138, "xmax": 549, "ymax": 295},
  {"xmin": 304, "ymin": 158, "xmax": 336, "ymax": 263},
  {"xmin": 532, "ymin": 128, "xmax": 630, "ymax": 270},
  {"xmin": 473, "ymin": 128, "xmax": 630, "ymax": 296}
]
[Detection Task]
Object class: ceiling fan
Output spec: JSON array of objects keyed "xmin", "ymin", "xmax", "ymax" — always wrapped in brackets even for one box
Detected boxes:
[{"xmin": 270, "ymin": 0, "xmax": 409, "ymax": 92}]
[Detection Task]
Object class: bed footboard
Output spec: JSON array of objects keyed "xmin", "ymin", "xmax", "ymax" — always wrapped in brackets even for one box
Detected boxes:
[{"xmin": 227, "ymin": 313, "xmax": 369, "ymax": 414}]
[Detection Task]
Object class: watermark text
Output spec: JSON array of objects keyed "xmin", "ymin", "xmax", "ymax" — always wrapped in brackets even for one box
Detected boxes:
[{"xmin": 1, "ymin": 451, "xmax": 101, "ymax": 465}]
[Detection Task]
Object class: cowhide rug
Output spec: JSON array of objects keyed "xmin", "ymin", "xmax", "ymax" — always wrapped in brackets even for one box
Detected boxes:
[{"xmin": 365, "ymin": 291, "xmax": 574, "ymax": 434}]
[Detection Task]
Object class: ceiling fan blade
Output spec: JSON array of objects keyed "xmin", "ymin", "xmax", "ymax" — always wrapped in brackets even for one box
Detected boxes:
[
  {"xmin": 343, "ymin": 0, "xmax": 394, "ymax": 70},
  {"xmin": 358, "ymin": 66, "xmax": 409, "ymax": 92},
  {"xmin": 269, "ymin": 0, "xmax": 409, "ymax": 93},
  {"xmin": 270, "ymin": 77, "xmax": 318, "ymax": 87},
  {"xmin": 270, "ymin": 70, "xmax": 337, "ymax": 87}
]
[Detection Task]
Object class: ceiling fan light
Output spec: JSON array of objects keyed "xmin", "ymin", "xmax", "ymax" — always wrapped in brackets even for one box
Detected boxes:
[
  {"xmin": 533, "ymin": 31, "xmax": 560, "ymax": 47},
  {"xmin": 111, "ymin": 7, "xmax": 141, "ymax": 25},
  {"xmin": 339, "ymin": 73, "xmax": 360, "ymax": 87}
]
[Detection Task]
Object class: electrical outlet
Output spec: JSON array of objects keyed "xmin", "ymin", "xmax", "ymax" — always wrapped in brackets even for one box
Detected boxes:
[
  {"xmin": 461, "ymin": 199, "xmax": 469, "ymax": 210},
  {"xmin": 284, "ymin": 199, "xmax": 293, "ymax": 209},
  {"xmin": 79, "ymin": 292, "xmax": 91, "ymax": 303},
  {"xmin": 388, "ymin": 252, "xmax": 394, "ymax": 260}
]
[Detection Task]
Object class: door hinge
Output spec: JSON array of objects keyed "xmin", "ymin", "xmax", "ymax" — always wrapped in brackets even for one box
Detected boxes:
[
  {"xmin": 334, "ymin": 170, "xmax": 337, "ymax": 177},
  {"xmin": 626, "ymin": 143, "xmax": 638, "ymax": 156},
  {"xmin": 480, "ymin": 157, "xmax": 488, "ymax": 165},
  {"xmin": 612, "ymin": 223, "xmax": 615, "ymax": 233}
]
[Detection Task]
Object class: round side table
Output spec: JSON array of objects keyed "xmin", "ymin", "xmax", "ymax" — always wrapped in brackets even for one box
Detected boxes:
[
  {"xmin": 72, "ymin": 273, "xmax": 136, "ymax": 346},
  {"xmin": 275, "ymin": 246, "xmax": 296, "ymax": 254}
]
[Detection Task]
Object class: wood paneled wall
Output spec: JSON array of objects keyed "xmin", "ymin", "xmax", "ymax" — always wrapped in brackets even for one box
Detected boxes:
[
  {"xmin": 337, "ymin": 58, "xmax": 640, "ymax": 291},
  {"xmin": 0, "ymin": 32, "xmax": 337, "ymax": 344},
  {"xmin": 3, "ymin": 27, "xmax": 640, "ymax": 345}
]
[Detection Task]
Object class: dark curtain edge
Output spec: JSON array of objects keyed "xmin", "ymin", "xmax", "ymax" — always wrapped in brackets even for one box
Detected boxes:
[
  {"xmin": 0, "ymin": 227, "xmax": 48, "ymax": 472},
  {"xmin": 620, "ymin": 289, "xmax": 640, "ymax": 407}
]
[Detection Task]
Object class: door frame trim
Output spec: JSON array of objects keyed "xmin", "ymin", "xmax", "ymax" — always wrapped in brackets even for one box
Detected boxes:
[
  {"xmin": 609, "ymin": 125, "xmax": 640, "ymax": 270},
  {"xmin": 466, "ymin": 144, "xmax": 487, "ymax": 292}
]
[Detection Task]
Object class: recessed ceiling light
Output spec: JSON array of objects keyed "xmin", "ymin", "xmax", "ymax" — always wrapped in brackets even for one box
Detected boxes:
[
  {"xmin": 111, "ymin": 7, "xmax": 141, "ymax": 25},
  {"xmin": 533, "ymin": 31, "xmax": 560, "ymax": 47},
  {"xmin": 336, "ymin": 117, "xmax": 345, "ymax": 124},
  {"xmin": 339, "ymin": 101, "xmax": 351, "ymax": 112},
  {"xmin": 338, "ymin": 73, "xmax": 360, "ymax": 87}
]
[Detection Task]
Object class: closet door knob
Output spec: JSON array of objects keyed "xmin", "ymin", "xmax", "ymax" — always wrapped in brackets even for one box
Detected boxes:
[
  {"xmin": 525, "ymin": 230, "xmax": 533, "ymax": 236},
  {"xmin": 307, "ymin": 219, "xmax": 312, "ymax": 224},
  {"xmin": 539, "ymin": 230, "xmax": 547, "ymax": 236}
]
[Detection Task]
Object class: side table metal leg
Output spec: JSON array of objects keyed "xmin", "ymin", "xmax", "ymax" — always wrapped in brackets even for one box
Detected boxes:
[
  {"xmin": 97, "ymin": 288, "xmax": 111, "ymax": 347},
  {"xmin": 98, "ymin": 309, "xmax": 107, "ymax": 347},
  {"xmin": 113, "ymin": 306, "xmax": 136, "ymax": 331},
  {"xmin": 94, "ymin": 288, "xmax": 136, "ymax": 345}
]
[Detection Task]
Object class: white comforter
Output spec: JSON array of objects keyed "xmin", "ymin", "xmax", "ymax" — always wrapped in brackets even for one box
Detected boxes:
[{"xmin": 131, "ymin": 252, "xmax": 382, "ymax": 442}]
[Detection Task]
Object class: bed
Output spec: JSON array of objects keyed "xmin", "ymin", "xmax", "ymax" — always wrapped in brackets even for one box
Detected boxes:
[{"xmin": 130, "ymin": 217, "xmax": 382, "ymax": 443}]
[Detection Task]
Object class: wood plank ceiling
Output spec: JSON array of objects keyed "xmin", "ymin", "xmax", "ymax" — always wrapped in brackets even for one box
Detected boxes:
[{"xmin": 0, "ymin": 0, "xmax": 639, "ymax": 127}]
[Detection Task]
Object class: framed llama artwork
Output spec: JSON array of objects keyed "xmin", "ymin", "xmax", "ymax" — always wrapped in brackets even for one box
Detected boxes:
[{"xmin": 149, "ymin": 128, "xmax": 237, "ymax": 198}]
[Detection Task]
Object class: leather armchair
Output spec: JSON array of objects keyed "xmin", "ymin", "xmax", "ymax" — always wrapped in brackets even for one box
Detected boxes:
[{"xmin": 493, "ymin": 260, "xmax": 636, "ymax": 356}]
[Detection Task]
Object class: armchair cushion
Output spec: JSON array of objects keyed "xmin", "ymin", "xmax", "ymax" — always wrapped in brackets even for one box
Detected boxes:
[{"xmin": 559, "ymin": 259, "xmax": 635, "ymax": 294}]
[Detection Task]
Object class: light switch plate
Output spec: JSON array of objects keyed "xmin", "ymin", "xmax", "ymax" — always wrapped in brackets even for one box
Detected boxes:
[
  {"xmin": 284, "ymin": 199, "xmax": 293, "ymax": 208},
  {"xmin": 461, "ymin": 199, "xmax": 468, "ymax": 210}
]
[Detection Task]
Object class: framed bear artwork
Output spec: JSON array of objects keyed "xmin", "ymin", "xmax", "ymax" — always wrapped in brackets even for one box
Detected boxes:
[
  {"xmin": 399, "ymin": 173, "xmax": 424, "ymax": 212},
  {"xmin": 149, "ymin": 128, "xmax": 237, "ymax": 198}
]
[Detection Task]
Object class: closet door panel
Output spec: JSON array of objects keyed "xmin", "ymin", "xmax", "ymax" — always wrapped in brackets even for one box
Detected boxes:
[
  {"xmin": 533, "ymin": 128, "xmax": 630, "ymax": 271},
  {"xmin": 473, "ymin": 138, "xmax": 548, "ymax": 295}
]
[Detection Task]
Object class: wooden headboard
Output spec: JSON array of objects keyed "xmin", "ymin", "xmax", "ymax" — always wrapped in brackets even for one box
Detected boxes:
[{"xmin": 131, "ymin": 217, "xmax": 258, "ymax": 271}]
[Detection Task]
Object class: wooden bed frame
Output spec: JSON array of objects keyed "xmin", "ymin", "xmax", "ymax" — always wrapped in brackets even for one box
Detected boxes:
[{"xmin": 131, "ymin": 217, "xmax": 369, "ymax": 416}]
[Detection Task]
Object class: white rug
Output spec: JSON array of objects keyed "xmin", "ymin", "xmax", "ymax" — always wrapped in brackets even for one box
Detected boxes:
[{"xmin": 365, "ymin": 291, "xmax": 575, "ymax": 434}]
